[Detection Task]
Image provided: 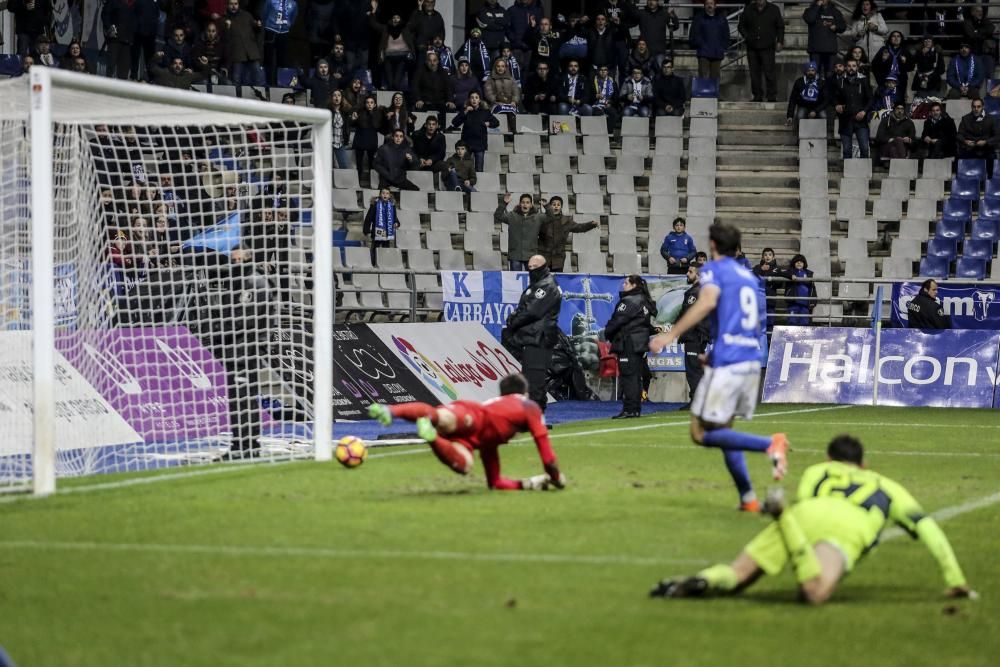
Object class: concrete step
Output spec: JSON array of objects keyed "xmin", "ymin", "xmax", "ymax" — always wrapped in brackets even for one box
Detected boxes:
[
  {"xmin": 717, "ymin": 148, "xmax": 798, "ymax": 168},
  {"xmin": 718, "ymin": 130, "xmax": 797, "ymax": 146},
  {"xmin": 716, "ymin": 191, "xmax": 800, "ymax": 208}
]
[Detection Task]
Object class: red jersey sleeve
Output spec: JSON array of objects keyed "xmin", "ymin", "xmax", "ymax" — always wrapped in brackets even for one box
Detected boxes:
[{"xmin": 522, "ymin": 399, "xmax": 557, "ymax": 466}]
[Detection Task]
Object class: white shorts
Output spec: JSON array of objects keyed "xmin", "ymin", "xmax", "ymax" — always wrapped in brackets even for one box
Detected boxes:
[{"xmin": 691, "ymin": 360, "xmax": 761, "ymax": 424}]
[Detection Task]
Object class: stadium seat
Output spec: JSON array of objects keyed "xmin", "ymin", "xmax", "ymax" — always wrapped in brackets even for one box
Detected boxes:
[
  {"xmin": 465, "ymin": 212, "xmax": 494, "ymax": 233},
  {"xmin": 613, "ymin": 253, "xmax": 642, "ymax": 274},
  {"xmin": 483, "ymin": 152, "xmax": 502, "ymax": 172},
  {"xmin": 888, "ymin": 159, "xmax": 919, "ymax": 180},
  {"xmin": 942, "ymin": 198, "xmax": 973, "ymax": 222},
  {"xmin": 687, "ymin": 155, "xmax": 717, "ymax": 176},
  {"xmin": 606, "ymin": 175, "xmax": 635, "ymax": 194},
  {"xmin": 614, "ymin": 155, "xmax": 645, "ymax": 175},
  {"xmin": 879, "ymin": 178, "xmax": 910, "ymax": 200},
  {"xmin": 333, "ymin": 169, "xmax": 360, "ymax": 190},
  {"xmin": 844, "ymin": 257, "xmax": 875, "ymax": 277},
  {"xmin": 836, "ymin": 197, "xmax": 865, "ymax": 221},
  {"xmin": 837, "ymin": 237, "xmax": 869, "ymax": 258},
  {"xmin": 654, "ymin": 137, "xmax": 684, "ymax": 156},
  {"xmin": 873, "ymin": 198, "xmax": 902, "ymax": 221},
  {"xmin": 425, "ymin": 230, "xmax": 454, "ymax": 251},
  {"xmin": 978, "ymin": 197, "xmax": 1000, "ymax": 222},
  {"xmin": 955, "ymin": 256, "xmax": 987, "ymax": 279},
  {"xmin": 985, "ymin": 96, "xmax": 1000, "ymax": 119},
  {"xmin": 577, "ymin": 154, "xmax": 607, "ymax": 174},
  {"xmin": 351, "ymin": 274, "xmax": 385, "ymax": 310},
  {"xmin": 914, "ymin": 177, "xmax": 945, "ymax": 200},
  {"xmin": 572, "ymin": 226, "xmax": 602, "ymax": 253},
  {"xmin": 881, "ymin": 257, "xmax": 915, "ymax": 279},
  {"xmin": 487, "ymin": 134, "xmax": 507, "ymax": 154},
  {"xmin": 344, "ymin": 246, "xmax": 374, "ymax": 269},
  {"xmin": 843, "ymin": 158, "xmax": 873, "ymax": 178},
  {"xmin": 577, "ymin": 252, "xmax": 607, "ymax": 273},
  {"xmin": 505, "ymin": 172, "xmax": 534, "ymax": 193},
  {"xmin": 963, "ymin": 238, "xmax": 995, "ymax": 260},
  {"xmin": 839, "ymin": 178, "xmax": 869, "ymax": 198},
  {"xmin": 435, "ymin": 191, "xmax": 464, "ymax": 213},
  {"xmin": 949, "ymin": 176, "xmax": 980, "ymax": 200},
  {"xmin": 648, "ymin": 251, "xmax": 669, "ymax": 274},
  {"xmin": 515, "ymin": 115, "xmax": 544, "ymax": 134},
  {"xmin": 918, "ymin": 256, "xmax": 950, "ymax": 278},
  {"xmin": 579, "ymin": 116, "xmax": 609, "ymax": 136},
  {"xmin": 400, "ymin": 190, "xmax": 429, "ymax": 211},
  {"xmin": 689, "ymin": 118, "xmax": 718, "ymax": 137},
  {"xmin": 801, "ymin": 197, "xmax": 830, "ymax": 220},
  {"xmin": 472, "ymin": 251, "xmax": 503, "ymax": 270},
  {"xmin": 898, "ymin": 219, "xmax": 931, "ymax": 240},
  {"xmin": 507, "ymin": 154, "xmax": 539, "ymax": 174},
  {"xmin": 839, "ymin": 282, "xmax": 870, "ymax": 299},
  {"xmin": 651, "ymin": 154, "xmax": 681, "ymax": 175},
  {"xmin": 549, "ymin": 134, "xmax": 578, "ymax": 156},
  {"xmin": 549, "ymin": 115, "xmax": 578, "ymax": 134},
  {"xmin": 650, "ymin": 195, "xmax": 680, "ymax": 216},
  {"xmin": 798, "ymin": 119, "xmax": 826, "ymax": 139},
  {"xmin": 333, "ymin": 189, "xmax": 361, "ymax": 211},
  {"xmin": 430, "ymin": 212, "xmax": 460, "ymax": 232},
  {"xmin": 689, "ymin": 97, "xmax": 719, "ymax": 118},
  {"xmin": 905, "ymin": 198, "xmax": 937, "ymax": 223},
  {"xmin": 801, "ymin": 217, "xmax": 830, "ymax": 237},
  {"xmin": 957, "ymin": 159, "xmax": 987, "ymax": 181},
  {"xmin": 934, "ymin": 218, "xmax": 966, "ymax": 240},
  {"xmin": 611, "ymin": 194, "xmax": 639, "ymax": 215},
  {"xmin": 971, "ymin": 218, "xmax": 999, "ymax": 241},
  {"xmin": 514, "ymin": 134, "xmax": 541, "ymax": 154},
  {"xmin": 946, "ymin": 98, "xmax": 972, "ymax": 120},
  {"xmin": 464, "ymin": 229, "xmax": 494, "ymax": 252},
  {"xmin": 922, "ymin": 158, "xmax": 954, "ymax": 180},
  {"xmin": 395, "ymin": 209, "xmax": 419, "ymax": 229},
  {"xmin": 926, "ymin": 237, "xmax": 958, "ymax": 260},
  {"xmin": 621, "ymin": 116, "xmax": 650, "ymax": 136},
  {"xmin": 570, "ymin": 173, "xmax": 597, "ymax": 194},
  {"xmin": 800, "ymin": 177, "xmax": 829, "ymax": 198},
  {"xmin": 891, "ymin": 238, "xmax": 923, "ymax": 259},
  {"xmin": 986, "ymin": 178, "xmax": 1000, "ymax": 199},
  {"xmin": 848, "ymin": 218, "xmax": 877, "ymax": 240},
  {"xmin": 608, "ymin": 234, "xmax": 637, "ymax": 254},
  {"xmin": 654, "ymin": 115, "xmax": 683, "ymax": 137},
  {"xmin": 582, "ymin": 135, "xmax": 611, "ymax": 156},
  {"xmin": 620, "ymin": 136, "xmax": 651, "ymax": 158},
  {"xmin": 575, "ymin": 194, "xmax": 605, "ymax": 215},
  {"xmin": 608, "ymin": 215, "xmax": 637, "ymax": 235},
  {"xmin": 543, "ymin": 154, "xmax": 571, "ymax": 173},
  {"xmin": 474, "ymin": 172, "xmax": 501, "ymax": 192},
  {"xmin": 467, "ymin": 192, "xmax": 496, "ymax": 212},
  {"xmin": 691, "ymin": 77, "xmax": 719, "ymax": 98},
  {"xmin": 542, "ymin": 173, "xmax": 571, "ymax": 194}
]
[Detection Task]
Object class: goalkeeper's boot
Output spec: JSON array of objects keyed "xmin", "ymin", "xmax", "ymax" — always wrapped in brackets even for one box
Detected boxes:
[
  {"xmin": 766, "ymin": 433, "xmax": 790, "ymax": 481},
  {"xmin": 415, "ymin": 417, "xmax": 439, "ymax": 443},
  {"xmin": 762, "ymin": 486, "xmax": 786, "ymax": 519},
  {"xmin": 367, "ymin": 403, "xmax": 393, "ymax": 426},
  {"xmin": 649, "ymin": 576, "xmax": 709, "ymax": 599}
]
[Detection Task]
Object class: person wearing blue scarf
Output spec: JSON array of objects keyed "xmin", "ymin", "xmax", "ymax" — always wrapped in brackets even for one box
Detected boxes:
[
  {"xmin": 458, "ymin": 28, "xmax": 493, "ymax": 82},
  {"xmin": 260, "ymin": 0, "xmax": 298, "ymax": 85},
  {"xmin": 430, "ymin": 35, "xmax": 455, "ymax": 74},
  {"xmin": 868, "ymin": 73, "xmax": 900, "ymax": 117},
  {"xmin": 786, "ymin": 61, "xmax": 826, "ymax": 130},
  {"xmin": 946, "ymin": 42, "xmax": 985, "ymax": 99},
  {"xmin": 871, "ymin": 30, "xmax": 910, "ymax": 98},
  {"xmin": 363, "ymin": 188, "xmax": 400, "ymax": 265},
  {"xmin": 784, "ymin": 254, "xmax": 817, "ymax": 326}
]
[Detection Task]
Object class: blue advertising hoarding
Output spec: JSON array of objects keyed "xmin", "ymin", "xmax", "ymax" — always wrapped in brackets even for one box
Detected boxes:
[{"xmin": 891, "ymin": 282, "xmax": 1000, "ymax": 330}]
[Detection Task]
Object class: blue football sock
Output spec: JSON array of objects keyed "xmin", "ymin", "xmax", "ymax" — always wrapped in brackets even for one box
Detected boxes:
[
  {"xmin": 703, "ymin": 428, "xmax": 771, "ymax": 452},
  {"xmin": 722, "ymin": 450, "xmax": 754, "ymax": 500}
]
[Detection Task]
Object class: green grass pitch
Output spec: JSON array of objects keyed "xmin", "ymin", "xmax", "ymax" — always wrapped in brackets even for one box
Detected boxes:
[{"xmin": 1, "ymin": 404, "xmax": 998, "ymax": 666}]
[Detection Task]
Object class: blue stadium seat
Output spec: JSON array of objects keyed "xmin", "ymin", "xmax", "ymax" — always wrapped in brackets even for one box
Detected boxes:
[
  {"xmin": 926, "ymin": 237, "xmax": 958, "ymax": 260},
  {"xmin": 0, "ymin": 54, "xmax": 21, "ymax": 77},
  {"xmin": 934, "ymin": 218, "xmax": 966, "ymax": 239},
  {"xmin": 918, "ymin": 256, "xmax": 950, "ymax": 278},
  {"xmin": 277, "ymin": 67, "xmax": 299, "ymax": 88},
  {"xmin": 987, "ymin": 97, "xmax": 1000, "ymax": 119},
  {"xmin": 979, "ymin": 197, "xmax": 1000, "ymax": 221},
  {"xmin": 963, "ymin": 238, "xmax": 995, "ymax": 260},
  {"xmin": 691, "ymin": 77, "xmax": 719, "ymax": 98},
  {"xmin": 950, "ymin": 176, "xmax": 980, "ymax": 200},
  {"xmin": 971, "ymin": 218, "xmax": 999, "ymax": 240},
  {"xmin": 955, "ymin": 256, "xmax": 987, "ymax": 279},
  {"xmin": 957, "ymin": 159, "xmax": 987, "ymax": 181},
  {"xmin": 985, "ymin": 178, "xmax": 1000, "ymax": 199},
  {"xmin": 942, "ymin": 198, "xmax": 973, "ymax": 222}
]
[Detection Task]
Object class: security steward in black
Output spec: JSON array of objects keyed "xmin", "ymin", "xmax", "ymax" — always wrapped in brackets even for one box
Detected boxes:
[
  {"xmin": 502, "ymin": 255, "xmax": 563, "ymax": 412},
  {"xmin": 605, "ymin": 274, "xmax": 658, "ymax": 419},
  {"xmin": 678, "ymin": 264, "xmax": 711, "ymax": 407},
  {"xmin": 907, "ymin": 278, "xmax": 952, "ymax": 330}
]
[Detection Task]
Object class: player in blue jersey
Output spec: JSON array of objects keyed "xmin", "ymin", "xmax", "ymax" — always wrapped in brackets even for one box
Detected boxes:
[{"xmin": 650, "ymin": 223, "xmax": 789, "ymax": 511}]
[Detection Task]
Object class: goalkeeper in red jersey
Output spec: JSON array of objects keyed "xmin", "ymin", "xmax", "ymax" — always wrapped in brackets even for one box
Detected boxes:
[{"xmin": 367, "ymin": 373, "xmax": 566, "ymax": 491}]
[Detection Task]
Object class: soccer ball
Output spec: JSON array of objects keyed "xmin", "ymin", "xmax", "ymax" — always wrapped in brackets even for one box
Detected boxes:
[{"xmin": 334, "ymin": 436, "xmax": 368, "ymax": 468}]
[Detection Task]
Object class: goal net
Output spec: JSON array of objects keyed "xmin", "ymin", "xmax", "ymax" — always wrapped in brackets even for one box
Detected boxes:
[{"xmin": 0, "ymin": 69, "xmax": 333, "ymax": 495}]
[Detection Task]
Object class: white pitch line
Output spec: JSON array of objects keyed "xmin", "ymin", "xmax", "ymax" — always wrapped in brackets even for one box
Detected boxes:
[
  {"xmin": 751, "ymin": 421, "xmax": 1000, "ymax": 430},
  {"xmin": 881, "ymin": 491, "xmax": 1000, "ymax": 543},
  {"xmin": 554, "ymin": 441, "xmax": 1000, "ymax": 458}
]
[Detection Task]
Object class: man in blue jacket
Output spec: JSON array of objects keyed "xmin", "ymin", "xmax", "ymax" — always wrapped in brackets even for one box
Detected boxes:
[
  {"xmin": 659, "ymin": 217, "xmax": 697, "ymax": 275},
  {"xmin": 261, "ymin": 0, "xmax": 298, "ymax": 86},
  {"xmin": 690, "ymin": 0, "xmax": 729, "ymax": 82},
  {"xmin": 946, "ymin": 41, "xmax": 985, "ymax": 100}
]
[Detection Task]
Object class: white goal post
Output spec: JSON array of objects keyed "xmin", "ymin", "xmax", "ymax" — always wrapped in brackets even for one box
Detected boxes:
[{"xmin": 0, "ymin": 69, "xmax": 334, "ymax": 495}]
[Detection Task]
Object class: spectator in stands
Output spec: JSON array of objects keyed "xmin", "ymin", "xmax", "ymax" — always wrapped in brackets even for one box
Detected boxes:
[
  {"xmin": 343, "ymin": 77, "xmax": 367, "ymax": 112},
  {"xmin": 627, "ymin": 37, "xmax": 657, "ymax": 79},
  {"xmin": 620, "ymin": 66, "xmax": 654, "ymax": 117},
  {"xmin": 946, "ymin": 42, "xmax": 985, "ymax": 100},
  {"xmin": 920, "ymin": 101, "xmax": 958, "ymax": 159},
  {"xmin": 786, "ymin": 61, "xmax": 827, "ymax": 126},
  {"xmin": 538, "ymin": 196, "xmax": 599, "ymax": 272},
  {"xmin": 326, "ymin": 42, "xmax": 354, "ymax": 89},
  {"xmin": 429, "ymin": 34, "xmax": 455, "ymax": 74},
  {"xmin": 102, "ymin": 0, "xmax": 139, "ymax": 80},
  {"xmin": 871, "ymin": 30, "xmax": 911, "ymax": 99},
  {"xmin": 330, "ymin": 89, "xmax": 352, "ymax": 169},
  {"xmin": 477, "ymin": 0, "xmax": 509, "ymax": 58},
  {"xmin": 558, "ymin": 14, "xmax": 591, "ymax": 69},
  {"xmin": 847, "ymin": 0, "xmax": 888, "ymax": 60},
  {"xmin": 911, "ymin": 36, "xmax": 946, "ymax": 98},
  {"xmin": 223, "ymin": 0, "xmax": 264, "ymax": 86},
  {"xmin": 874, "ymin": 101, "xmax": 916, "ymax": 161},
  {"xmin": 495, "ymin": 192, "xmax": 549, "ymax": 272},
  {"xmin": 693, "ymin": 250, "xmax": 708, "ymax": 267},
  {"xmin": 382, "ymin": 91, "xmax": 414, "ymax": 135},
  {"xmin": 441, "ymin": 141, "xmax": 477, "ymax": 193},
  {"xmin": 132, "ymin": 0, "xmax": 160, "ymax": 80},
  {"xmin": 591, "ymin": 64, "xmax": 621, "ymax": 128},
  {"xmin": 659, "ymin": 217, "xmax": 697, "ymax": 275},
  {"xmin": 632, "ymin": 0, "xmax": 679, "ymax": 65},
  {"xmin": 784, "ymin": 254, "xmax": 817, "ymax": 326},
  {"xmin": 351, "ymin": 95, "xmax": 384, "ymax": 184},
  {"xmin": 957, "ymin": 97, "xmax": 1000, "ymax": 162},
  {"xmin": 411, "ymin": 116, "xmax": 446, "ymax": 177},
  {"xmin": 484, "ymin": 57, "xmax": 522, "ymax": 115},
  {"xmin": 526, "ymin": 15, "xmax": 562, "ymax": 72},
  {"xmin": 406, "ymin": 0, "xmax": 445, "ymax": 64},
  {"xmin": 835, "ymin": 58, "xmax": 873, "ymax": 158},
  {"xmin": 558, "ymin": 59, "xmax": 594, "ymax": 115},
  {"xmin": 374, "ymin": 128, "xmax": 419, "ymax": 191},
  {"xmin": 452, "ymin": 58, "xmax": 483, "ymax": 109},
  {"xmin": 150, "ymin": 56, "xmax": 210, "ymax": 89},
  {"xmin": 30, "ymin": 34, "xmax": 54, "ymax": 68},
  {"xmin": 753, "ymin": 248, "xmax": 782, "ymax": 320},
  {"xmin": 70, "ymin": 56, "xmax": 90, "ymax": 74},
  {"xmin": 191, "ymin": 22, "xmax": 227, "ymax": 76},
  {"xmin": 412, "ymin": 51, "xmax": 456, "ymax": 117},
  {"xmin": 847, "ymin": 46, "xmax": 871, "ymax": 82},
  {"xmin": 508, "ymin": 0, "xmax": 545, "ymax": 68},
  {"xmin": 449, "ymin": 91, "xmax": 499, "ymax": 172},
  {"xmin": 734, "ymin": 244, "xmax": 753, "ymax": 270},
  {"xmin": 8, "ymin": 0, "xmax": 51, "ymax": 57},
  {"xmin": 803, "ymin": 0, "xmax": 847, "ymax": 81},
  {"xmin": 739, "ymin": 0, "xmax": 784, "ymax": 103},
  {"xmin": 63, "ymin": 39, "xmax": 93, "ymax": 71},
  {"xmin": 371, "ymin": 12, "xmax": 413, "ymax": 92},
  {"xmin": 869, "ymin": 72, "xmax": 901, "ymax": 117},
  {"xmin": 906, "ymin": 279, "xmax": 951, "ymax": 329},
  {"xmin": 588, "ymin": 14, "xmax": 619, "ymax": 76},
  {"xmin": 653, "ymin": 59, "xmax": 686, "ymax": 117},
  {"xmin": 306, "ymin": 0, "xmax": 338, "ymax": 64},
  {"xmin": 524, "ymin": 61, "xmax": 559, "ymax": 115},
  {"xmin": 302, "ymin": 59, "xmax": 336, "ymax": 108},
  {"xmin": 499, "ymin": 41, "xmax": 525, "ymax": 88},
  {"xmin": 199, "ymin": 0, "xmax": 226, "ymax": 26},
  {"xmin": 363, "ymin": 188, "xmax": 401, "ymax": 265},
  {"xmin": 457, "ymin": 27, "xmax": 492, "ymax": 82},
  {"xmin": 962, "ymin": 3, "xmax": 996, "ymax": 77},
  {"xmin": 261, "ymin": 0, "xmax": 298, "ymax": 86},
  {"xmin": 690, "ymin": 0, "xmax": 729, "ymax": 83},
  {"xmin": 340, "ymin": 0, "xmax": 371, "ymax": 79}
]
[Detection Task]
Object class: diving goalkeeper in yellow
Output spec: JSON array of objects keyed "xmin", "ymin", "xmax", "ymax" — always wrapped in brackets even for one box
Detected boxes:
[{"xmin": 650, "ymin": 434, "xmax": 976, "ymax": 604}]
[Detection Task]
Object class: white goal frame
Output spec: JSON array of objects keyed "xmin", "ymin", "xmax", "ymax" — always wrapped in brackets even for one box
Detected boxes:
[{"xmin": 23, "ymin": 69, "xmax": 334, "ymax": 495}]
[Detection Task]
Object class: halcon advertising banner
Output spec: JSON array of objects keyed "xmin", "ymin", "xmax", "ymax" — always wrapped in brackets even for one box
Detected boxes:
[
  {"xmin": 762, "ymin": 326, "xmax": 1000, "ymax": 408},
  {"xmin": 891, "ymin": 282, "xmax": 1000, "ymax": 330}
]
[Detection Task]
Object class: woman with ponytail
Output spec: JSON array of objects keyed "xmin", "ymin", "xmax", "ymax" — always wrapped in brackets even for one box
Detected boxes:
[{"xmin": 605, "ymin": 274, "xmax": 658, "ymax": 419}]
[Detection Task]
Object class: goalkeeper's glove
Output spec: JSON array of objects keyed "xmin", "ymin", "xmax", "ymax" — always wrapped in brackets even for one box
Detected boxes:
[
  {"xmin": 367, "ymin": 403, "xmax": 392, "ymax": 426},
  {"xmin": 520, "ymin": 473, "xmax": 568, "ymax": 491},
  {"xmin": 415, "ymin": 416, "xmax": 438, "ymax": 443}
]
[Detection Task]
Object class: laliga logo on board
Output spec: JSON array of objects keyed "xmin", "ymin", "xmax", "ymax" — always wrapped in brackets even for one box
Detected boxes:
[{"xmin": 392, "ymin": 336, "xmax": 458, "ymax": 400}]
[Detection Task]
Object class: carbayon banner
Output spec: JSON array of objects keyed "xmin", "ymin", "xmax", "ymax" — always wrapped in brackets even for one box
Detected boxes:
[
  {"xmin": 762, "ymin": 326, "xmax": 1000, "ymax": 408},
  {"xmin": 891, "ymin": 282, "xmax": 1000, "ymax": 330},
  {"xmin": 367, "ymin": 322, "xmax": 523, "ymax": 403}
]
